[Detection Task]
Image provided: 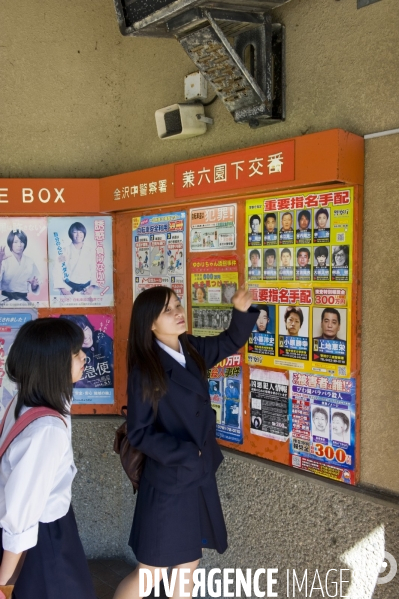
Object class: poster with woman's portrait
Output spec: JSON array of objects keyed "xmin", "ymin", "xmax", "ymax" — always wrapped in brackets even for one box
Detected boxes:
[
  {"xmin": 0, "ymin": 217, "xmax": 48, "ymax": 308},
  {"xmin": 331, "ymin": 245, "xmax": 350, "ymax": 282},
  {"xmin": 53, "ymin": 314, "xmax": 114, "ymax": 405},
  {"xmin": 48, "ymin": 216, "xmax": 114, "ymax": 308}
]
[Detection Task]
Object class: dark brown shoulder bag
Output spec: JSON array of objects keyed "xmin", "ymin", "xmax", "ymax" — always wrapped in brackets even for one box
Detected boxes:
[{"xmin": 113, "ymin": 406, "xmax": 145, "ymax": 494}]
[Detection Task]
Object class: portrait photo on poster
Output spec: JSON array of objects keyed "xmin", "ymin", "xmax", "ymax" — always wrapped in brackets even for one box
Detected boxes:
[
  {"xmin": 48, "ymin": 216, "xmax": 114, "ymax": 308},
  {"xmin": 221, "ymin": 281, "xmax": 237, "ymax": 304},
  {"xmin": 279, "ymin": 211, "xmax": 294, "ymax": 244},
  {"xmin": 314, "ymin": 208, "xmax": 330, "ymax": 242},
  {"xmin": 331, "ymin": 409, "xmax": 351, "ymax": 445},
  {"xmin": 263, "ymin": 248, "xmax": 277, "ymax": 280},
  {"xmin": 253, "ymin": 304, "xmax": 275, "ymax": 335},
  {"xmin": 279, "ymin": 306, "xmax": 309, "ymax": 338},
  {"xmin": 312, "ymin": 307, "xmax": 347, "ymax": 342},
  {"xmin": 248, "ymin": 304, "xmax": 276, "ymax": 357},
  {"xmin": 263, "ymin": 212, "xmax": 278, "ymax": 245},
  {"xmin": 295, "ymin": 247, "xmax": 311, "ymax": 281},
  {"xmin": 331, "ymin": 245, "xmax": 350, "ymax": 281},
  {"xmin": 278, "ymin": 247, "xmax": 294, "ymax": 281},
  {"xmin": 248, "ymin": 248, "xmax": 262, "ymax": 280},
  {"xmin": 248, "ymin": 213, "xmax": 262, "ymax": 245},
  {"xmin": 312, "ymin": 307, "xmax": 347, "ymax": 365},
  {"xmin": 311, "ymin": 405, "xmax": 330, "ymax": 443},
  {"xmin": 296, "ymin": 209, "xmax": 312, "ymax": 243},
  {"xmin": 192, "ymin": 283, "xmax": 208, "ymax": 304},
  {"xmin": 0, "ymin": 218, "xmax": 48, "ymax": 308},
  {"xmin": 313, "ymin": 246, "xmax": 330, "ymax": 281}
]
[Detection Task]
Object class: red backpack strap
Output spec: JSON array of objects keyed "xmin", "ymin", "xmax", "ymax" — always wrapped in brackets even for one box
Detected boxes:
[
  {"xmin": 0, "ymin": 400, "xmax": 15, "ymax": 439},
  {"xmin": 0, "ymin": 408, "xmax": 67, "ymax": 461}
]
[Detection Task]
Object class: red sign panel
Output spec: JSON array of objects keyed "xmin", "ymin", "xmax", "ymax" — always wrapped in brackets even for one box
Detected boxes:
[{"xmin": 175, "ymin": 140, "xmax": 295, "ymax": 198}]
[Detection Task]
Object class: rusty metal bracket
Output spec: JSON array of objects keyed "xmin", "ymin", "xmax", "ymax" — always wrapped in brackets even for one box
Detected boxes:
[{"xmin": 113, "ymin": 0, "xmax": 287, "ymax": 127}]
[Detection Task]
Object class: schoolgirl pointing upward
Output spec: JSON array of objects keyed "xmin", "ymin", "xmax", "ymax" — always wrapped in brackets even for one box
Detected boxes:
[{"xmin": 115, "ymin": 286, "xmax": 258, "ymax": 599}]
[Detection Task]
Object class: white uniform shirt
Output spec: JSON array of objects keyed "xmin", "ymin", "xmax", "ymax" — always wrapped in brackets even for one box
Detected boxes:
[
  {"xmin": 53, "ymin": 242, "xmax": 96, "ymax": 289},
  {"xmin": 156, "ymin": 339, "xmax": 186, "ymax": 368},
  {"xmin": 0, "ymin": 400, "xmax": 77, "ymax": 553},
  {"xmin": 0, "ymin": 254, "xmax": 40, "ymax": 294}
]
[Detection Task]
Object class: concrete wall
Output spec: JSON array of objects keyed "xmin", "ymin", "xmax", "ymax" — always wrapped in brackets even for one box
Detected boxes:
[
  {"xmin": 1, "ymin": 0, "xmax": 398, "ymax": 492},
  {"xmin": 1, "ymin": 0, "xmax": 399, "ymax": 595},
  {"xmin": 73, "ymin": 419, "xmax": 399, "ymax": 598}
]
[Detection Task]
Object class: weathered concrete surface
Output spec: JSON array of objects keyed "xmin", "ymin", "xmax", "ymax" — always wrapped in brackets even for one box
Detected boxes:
[
  {"xmin": 72, "ymin": 419, "xmax": 399, "ymax": 598},
  {"xmin": 1, "ymin": 0, "xmax": 398, "ymax": 492}
]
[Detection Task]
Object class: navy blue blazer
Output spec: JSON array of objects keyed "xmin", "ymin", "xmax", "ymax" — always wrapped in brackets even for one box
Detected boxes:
[{"xmin": 127, "ymin": 307, "xmax": 259, "ymax": 495}]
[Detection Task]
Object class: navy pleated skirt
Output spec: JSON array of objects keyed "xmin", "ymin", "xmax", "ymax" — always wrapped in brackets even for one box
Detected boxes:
[
  {"xmin": 0, "ymin": 506, "xmax": 96, "ymax": 599},
  {"xmin": 129, "ymin": 473, "xmax": 228, "ymax": 566}
]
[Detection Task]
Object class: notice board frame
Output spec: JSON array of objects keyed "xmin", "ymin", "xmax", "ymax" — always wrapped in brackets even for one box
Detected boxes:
[{"xmin": 0, "ymin": 129, "xmax": 364, "ymax": 482}]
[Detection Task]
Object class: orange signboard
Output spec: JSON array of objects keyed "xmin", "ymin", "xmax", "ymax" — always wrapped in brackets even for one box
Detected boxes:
[
  {"xmin": 99, "ymin": 129, "xmax": 364, "ymax": 212},
  {"xmin": 0, "ymin": 179, "xmax": 99, "ymax": 214}
]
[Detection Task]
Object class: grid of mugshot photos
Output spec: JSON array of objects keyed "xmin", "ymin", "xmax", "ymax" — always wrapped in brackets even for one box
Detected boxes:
[
  {"xmin": 248, "ymin": 304, "xmax": 348, "ymax": 365},
  {"xmin": 248, "ymin": 209, "xmax": 350, "ymax": 282}
]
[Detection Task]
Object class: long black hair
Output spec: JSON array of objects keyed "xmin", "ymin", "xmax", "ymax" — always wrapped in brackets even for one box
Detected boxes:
[
  {"xmin": 127, "ymin": 286, "xmax": 206, "ymax": 410},
  {"xmin": 6, "ymin": 318, "xmax": 84, "ymax": 418}
]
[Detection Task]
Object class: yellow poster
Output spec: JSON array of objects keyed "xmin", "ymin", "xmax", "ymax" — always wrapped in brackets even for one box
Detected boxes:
[{"xmin": 245, "ymin": 187, "xmax": 354, "ymax": 378}]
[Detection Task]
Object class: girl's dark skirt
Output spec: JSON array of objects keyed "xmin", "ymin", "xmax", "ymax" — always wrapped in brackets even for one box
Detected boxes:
[
  {"xmin": 129, "ymin": 474, "xmax": 228, "ymax": 566},
  {"xmin": 0, "ymin": 505, "xmax": 96, "ymax": 599}
]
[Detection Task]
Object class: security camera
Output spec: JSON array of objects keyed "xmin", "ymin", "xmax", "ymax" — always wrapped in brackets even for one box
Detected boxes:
[{"xmin": 155, "ymin": 102, "xmax": 213, "ymax": 140}]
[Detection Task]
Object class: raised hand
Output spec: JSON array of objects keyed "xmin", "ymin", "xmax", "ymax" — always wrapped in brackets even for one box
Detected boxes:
[{"xmin": 232, "ymin": 286, "xmax": 253, "ymax": 312}]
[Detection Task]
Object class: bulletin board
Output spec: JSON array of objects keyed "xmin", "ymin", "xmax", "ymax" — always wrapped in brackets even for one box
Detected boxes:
[
  {"xmin": 0, "ymin": 128, "xmax": 364, "ymax": 485},
  {"xmin": 101, "ymin": 128, "xmax": 364, "ymax": 485}
]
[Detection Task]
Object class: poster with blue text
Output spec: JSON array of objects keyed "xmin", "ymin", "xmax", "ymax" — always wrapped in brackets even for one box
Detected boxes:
[
  {"xmin": 132, "ymin": 212, "xmax": 186, "ymax": 304},
  {"xmin": 48, "ymin": 217, "xmax": 114, "ymax": 308},
  {"xmin": 208, "ymin": 354, "xmax": 243, "ymax": 444},
  {"xmin": 0, "ymin": 310, "xmax": 37, "ymax": 417}
]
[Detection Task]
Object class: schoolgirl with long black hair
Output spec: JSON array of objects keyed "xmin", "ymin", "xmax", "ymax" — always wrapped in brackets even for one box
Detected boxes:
[
  {"xmin": 115, "ymin": 286, "xmax": 258, "ymax": 598},
  {"xmin": 0, "ymin": 318, "xmax": 97, "ymax": 599}
]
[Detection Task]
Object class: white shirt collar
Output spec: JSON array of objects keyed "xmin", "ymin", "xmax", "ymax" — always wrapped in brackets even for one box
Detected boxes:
[{"xmin": 156, "ymin": 339, "xmax": 186, "ymax": 368}]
